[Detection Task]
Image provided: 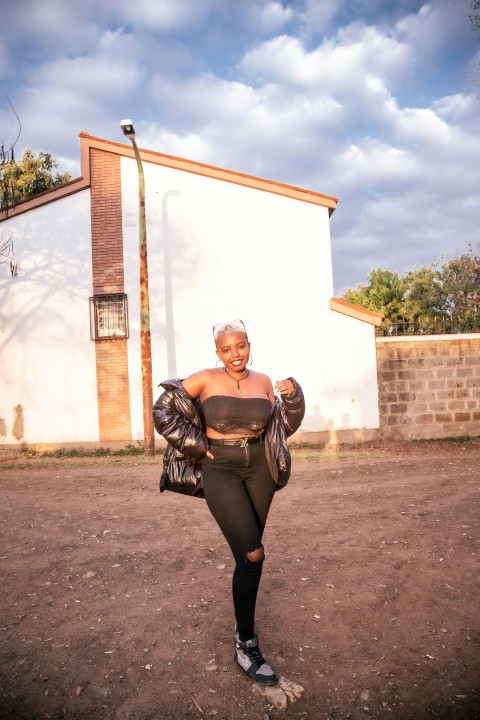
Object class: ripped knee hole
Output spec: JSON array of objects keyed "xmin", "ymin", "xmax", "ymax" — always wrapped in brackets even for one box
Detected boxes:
[{"xmin": 246, "ymin": 546, "xmax": 265, "ymax": 563}]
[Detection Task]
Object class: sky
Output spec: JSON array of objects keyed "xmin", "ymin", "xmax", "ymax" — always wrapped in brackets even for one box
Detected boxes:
[{"xmin": 1, "ymin": 0, "xmax": 479, "ymax": 294}]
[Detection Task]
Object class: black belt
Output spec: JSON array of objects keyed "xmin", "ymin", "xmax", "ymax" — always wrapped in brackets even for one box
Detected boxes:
[{"xmin": 209, "ymin": 433, "xmax": 265, "ymax": 447}]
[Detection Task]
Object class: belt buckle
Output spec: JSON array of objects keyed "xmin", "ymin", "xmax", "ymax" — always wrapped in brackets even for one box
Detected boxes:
[{"xmin": 240, "ymin": 437, "xmax": 249, "ymax": 447}]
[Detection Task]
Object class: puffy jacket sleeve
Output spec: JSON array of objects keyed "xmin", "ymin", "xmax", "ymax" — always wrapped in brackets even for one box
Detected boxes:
[
  {"xmin": 281, "ymin": 377, "xmax": 305, "ymax": 436},
  {"xmin": 152, "ymin": 379, "xmax": 208, "ymax": 460}
]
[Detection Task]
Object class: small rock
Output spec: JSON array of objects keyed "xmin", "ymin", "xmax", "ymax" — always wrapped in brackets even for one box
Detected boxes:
[
  {"xmin": 360, "ymin": 690, "xmax": 370, "ymax": 701},
  {"xmin": 253, "ymin": 675, "xmax": 305, "ymax": 711},
  {"xmin": 258, "ymin": 684, "xmax": 288, "ymax": 711},
  {"xmin": 75, "ymin": 686, "xmax": 82, "ymax": 696}
]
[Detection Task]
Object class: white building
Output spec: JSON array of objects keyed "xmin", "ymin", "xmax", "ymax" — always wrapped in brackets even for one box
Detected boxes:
[{"xmin": 0, "ymin": 132, "xmax": 382, "ymax": 447}]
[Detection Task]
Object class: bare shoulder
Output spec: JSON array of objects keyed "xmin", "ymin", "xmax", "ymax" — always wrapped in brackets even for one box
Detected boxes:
[
  {"xmin": 249, "ymin": 369, "xmax": 274, "ymax": 398},
  {"xmin": 181, "ymin": 368, "xmax": 217, "ymax": 398},
  {"xmin": 250, "ymin": 369, "xmax": 272, "ymax": 385}
]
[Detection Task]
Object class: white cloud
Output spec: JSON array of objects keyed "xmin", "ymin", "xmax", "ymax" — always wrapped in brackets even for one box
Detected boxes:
[
  {"xmin": 0, "ymin": 0, "xmax": 99, "ymax": 58},
  {"xmin": 150, "ymin": 74, "xmax": 258, "ymax": 128},
  {"xmin": 433, "ymin": 90, "xmax": 480, "ymax": 135},
  {"xmin": 31, "ymin": 56, "xmax": 140, "ymax": 98},
  {"xmin": 141, "ymin": 125, "xmax": 212, "ymax": 164},
  {"xmin": 1, "ymin": 0, "xmax": 478, "ymax": 294},
  {"xmin": 395, "ymin": 1, "xmax": 471, "ymax": 58},
  {"xmin": 393, "ymin": 106, "xmax": 452, "ymax": 145},
  {"xmin": 256, "ymin": 2, "xmax": 295, "ymax": 32},
  {"xmin": 239, "ymin": 24, "xmax": 412, "ymax": 93},
  {"xmin": 299, "ymin": 0, "xmax": 341, "ymax": 33},
  {"xmin": 114, "ymin": 0, "xmax": 215, "ymax": 31},
  {"xmin": 335, "ymin": 140, "xmax": 417, "ymax": 190}
]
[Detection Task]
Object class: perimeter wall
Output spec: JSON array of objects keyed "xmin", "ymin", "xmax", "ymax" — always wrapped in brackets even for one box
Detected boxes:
[{"xmin": 376, "ymin": 334, "xmax": 480, "ymax": 440}]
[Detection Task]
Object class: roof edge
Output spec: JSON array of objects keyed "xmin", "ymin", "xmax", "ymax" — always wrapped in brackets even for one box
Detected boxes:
[
  {"xmin": 329, "ymin": 297, "xmax": 384, "ymax": 326},
  {"xmin": 1, "ymin": 131, "xmax": 339, "ymax": 222},
  {"xmin": 78, "ymin": 132, "xmax": 339, "ymax": 213}
]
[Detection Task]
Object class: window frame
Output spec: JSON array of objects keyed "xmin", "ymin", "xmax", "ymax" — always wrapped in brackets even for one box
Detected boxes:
[{"xmin": 89, "ymin": 293, "xmax": 129, "ymax": 341}]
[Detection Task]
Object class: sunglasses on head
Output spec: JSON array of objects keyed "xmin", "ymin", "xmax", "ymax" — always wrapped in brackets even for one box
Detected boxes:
[{"xmin": 212, "ymin": 319, "xmax": 246, "ymax": 340}]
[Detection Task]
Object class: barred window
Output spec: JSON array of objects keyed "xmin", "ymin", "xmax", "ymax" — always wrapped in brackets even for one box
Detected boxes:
[{"xmin": 89, "ymin": 294, "xmax": 129, "ymax": 340}]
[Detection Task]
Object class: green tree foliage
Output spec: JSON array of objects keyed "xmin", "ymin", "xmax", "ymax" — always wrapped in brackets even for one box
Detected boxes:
[
  {"xmin": 402, "ymin": 265, "xmax": 441, "ymax": 324},
  {"xmin": 1, "ymin": 147, "xmax": 71, "ymax": 214},
  {"xmin": 343, "ymin": 243, "xmax": 480, "ymax": 334},
  {"xmin": 437, "ymin": 244, "xmax": 480, "ymax": 323},
  {"xmin": 344, "ymin": 269, "xmax": 406, "ymax": 323}
]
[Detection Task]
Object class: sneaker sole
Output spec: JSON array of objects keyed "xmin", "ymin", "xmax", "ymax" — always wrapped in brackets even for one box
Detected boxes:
[{"xmin": 233, "ymin": 654, "xmax": 278, "ymax": 686}]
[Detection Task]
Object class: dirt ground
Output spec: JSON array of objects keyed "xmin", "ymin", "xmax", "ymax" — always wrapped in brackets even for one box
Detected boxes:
[{"xmin": 1, "ymin": 439, "xmax": 479, "ymax": 720}]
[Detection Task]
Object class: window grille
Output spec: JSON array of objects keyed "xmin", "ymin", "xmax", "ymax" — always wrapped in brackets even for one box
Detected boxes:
[{"xmin": 89, "ymin": 294, "xmax": 129, "ymax": 340}]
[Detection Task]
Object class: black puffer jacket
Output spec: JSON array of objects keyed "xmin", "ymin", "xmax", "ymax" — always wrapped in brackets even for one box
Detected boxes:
[{"xmin": 152, "ymin": 378, "xmax": 305, "ymax": 498}]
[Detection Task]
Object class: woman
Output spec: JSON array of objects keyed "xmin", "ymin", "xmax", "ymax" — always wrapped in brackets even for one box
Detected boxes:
[{"xmin": 152, "ymin": 319, "xmax": 305, "ymax": 686}]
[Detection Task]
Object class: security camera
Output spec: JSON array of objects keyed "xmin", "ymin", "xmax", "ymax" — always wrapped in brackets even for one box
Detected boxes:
[{"xmin": 120, "ymin": 119, "xmax": 135, "ymax": 138}]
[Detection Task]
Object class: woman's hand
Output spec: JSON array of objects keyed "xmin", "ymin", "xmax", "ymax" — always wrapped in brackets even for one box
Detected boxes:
[{"xmin": 274, "ymin": 378, "xmax": 295, "ymax": 396}]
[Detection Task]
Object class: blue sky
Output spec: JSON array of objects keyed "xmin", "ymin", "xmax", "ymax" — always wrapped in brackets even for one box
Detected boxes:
[{"xmin": 1, "ymin": 0, "xmax": 479, "ymax": 293}]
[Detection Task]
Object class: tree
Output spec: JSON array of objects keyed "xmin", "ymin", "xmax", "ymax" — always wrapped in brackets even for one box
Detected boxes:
[
  {"xmin": 344, "ymin": 268, "xmax": 406, "ymax": 323},
  {"xmin": 342, "ymin": 243, "xmax": 480, "ymax": 334},
  {"xmin": 437, "ymin": 243, "xmax": 480, "ymax": 324},
  {"xmin": 402, "ymin": 265, "xmax": 442, "ymax": 324},
  {"xmin": 1, "ymin": 147, "xmax": 71, "ymax": 215}
]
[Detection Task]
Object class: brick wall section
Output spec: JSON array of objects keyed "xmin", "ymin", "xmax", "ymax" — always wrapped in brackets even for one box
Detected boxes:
[
  {"xmin": 90, "ymin": 149, "xmax": 132, "ymax": 441},
  {"xmin": 94, "ymin": 342, "xmax": 132, "ymax": 441},
  {"xmin": 376, "ymin": 336, "xmax": 480, "ymax": 440},
  {"xmin": 91, "ymin": 149, "xmax": 125, "ymax": 293}
]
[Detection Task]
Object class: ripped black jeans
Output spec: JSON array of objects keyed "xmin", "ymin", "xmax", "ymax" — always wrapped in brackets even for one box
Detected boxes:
[{"xmin": 202, "ymin": 441, "xmax": 277, "ymax": 642}]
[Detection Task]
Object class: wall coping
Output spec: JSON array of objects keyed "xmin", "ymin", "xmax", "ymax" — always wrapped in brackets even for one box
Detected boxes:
[
  {"xmin": 329, "ymin": 297, "xmax": 384, "ymax": 326},
  {"xmin": 376, "ymin": 333, "xmax": 480, "ymax": 343}
]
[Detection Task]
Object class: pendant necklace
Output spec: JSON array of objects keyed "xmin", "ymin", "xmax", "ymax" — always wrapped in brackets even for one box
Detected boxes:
[{"xmin": 224, "ymin": 367, "xmax": 249, "ymax": 395}]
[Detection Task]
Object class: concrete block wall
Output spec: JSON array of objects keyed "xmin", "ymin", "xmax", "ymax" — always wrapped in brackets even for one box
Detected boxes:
[{"xmin": 376, "ymin": 335, "xmax": 480, "ymax": 440}]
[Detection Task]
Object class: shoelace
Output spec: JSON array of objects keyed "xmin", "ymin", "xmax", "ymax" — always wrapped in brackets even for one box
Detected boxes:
[{"xmin": 244, "ymin": 645, "xmax": 266, "ymax": 669}]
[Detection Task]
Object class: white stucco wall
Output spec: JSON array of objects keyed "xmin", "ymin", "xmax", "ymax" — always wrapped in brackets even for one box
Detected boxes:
[
  {"xmin": 0, "ymin": 191, "xmax": 99, "ymax": 444},
  {"xmin": 120, "ymin": 158, "xmax": 380, "ymax": 439},
  {"xmin": 0, "ymin": 151, "xmax": 380, "ymax": 446}
]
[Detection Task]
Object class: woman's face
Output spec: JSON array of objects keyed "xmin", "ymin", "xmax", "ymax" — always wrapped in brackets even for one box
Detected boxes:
[{"xmin": 215, "ymin": 332, "xmax": 250, "ymax": 372}]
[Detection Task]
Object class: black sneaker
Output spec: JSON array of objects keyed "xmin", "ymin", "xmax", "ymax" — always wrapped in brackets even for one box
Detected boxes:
[{"xmin": 234, "ymin": 633, "xmax": 277, "ymax": 685}]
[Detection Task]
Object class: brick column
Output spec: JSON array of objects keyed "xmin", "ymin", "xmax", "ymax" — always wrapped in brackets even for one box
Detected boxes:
[{"xmin": 90, "ymin": 149, "xmax": 132, "ymax": 441}]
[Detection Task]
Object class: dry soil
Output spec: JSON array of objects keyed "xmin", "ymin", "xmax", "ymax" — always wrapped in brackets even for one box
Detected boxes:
[{"xmin": 0, "ymin": 440, "xmax": 479, "ymax": 720}]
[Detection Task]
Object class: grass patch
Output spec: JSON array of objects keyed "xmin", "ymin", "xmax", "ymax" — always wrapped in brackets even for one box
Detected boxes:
[
  {"xmin": 18, "ymin": 442, "xmax": 165, "ymax": 459},
  {"xmin": 411, "ymin": 435, "xmax": 476, "ymax": 444},
  {"xmin": 2, "ymin": 435, "xmax": 477, "ymax": 471},
  {"xmin": 1, "ymin": 443, "xmax": 165, "ymax": 470}
]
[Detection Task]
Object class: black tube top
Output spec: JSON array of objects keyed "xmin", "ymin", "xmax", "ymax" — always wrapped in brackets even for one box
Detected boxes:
[{"xmin": 202, "ymin": 396, "xmax": 272, "ymax": 435}]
